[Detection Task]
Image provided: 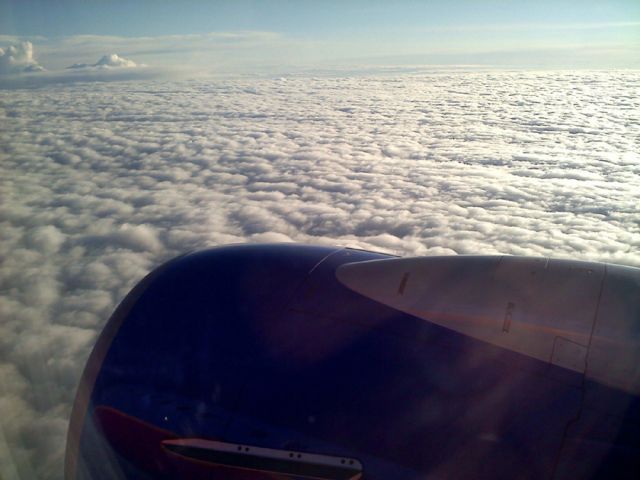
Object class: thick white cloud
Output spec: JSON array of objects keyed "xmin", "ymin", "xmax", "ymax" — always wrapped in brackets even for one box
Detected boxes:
[
  {"xmin": 0, "ymin": 42, "xmax": 44, "ymax": 74},
  {"xmin": 0, "ymin": 70, "xmax": 639, "ymax": 479},
  {"xmin": 0, "ymin": 43, "xmax": 158, "ymax": 88},
  {"xmin": 94, "ymin": 53, "xmax": 136, "ymax": 68},
  {"xmin": 67, "ymin": 53, "xmax": 137, "ymax": 70}
]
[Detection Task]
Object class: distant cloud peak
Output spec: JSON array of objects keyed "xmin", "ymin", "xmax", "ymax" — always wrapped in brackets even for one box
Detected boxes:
[
  {"xmin": 67, "ymin": 53, "xmax": 138, "ymax": 70},
  {"xmin": 96, "ymin": 53, "xmax": 137, "ymax": 68},
  {"xmin": 0, "ymin": 41, "xmax": 45, "ymax": 74}
]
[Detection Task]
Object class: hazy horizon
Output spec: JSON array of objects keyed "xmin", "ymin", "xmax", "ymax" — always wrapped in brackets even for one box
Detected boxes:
[{"xmin": 1, "ymin": 0, "xmax": 639, "ymax": 80}]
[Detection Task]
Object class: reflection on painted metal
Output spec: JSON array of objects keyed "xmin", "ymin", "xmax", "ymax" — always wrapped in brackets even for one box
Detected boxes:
[{"xmin": 502, "ymin": 302, "xmax": 515, "ymax": 333}]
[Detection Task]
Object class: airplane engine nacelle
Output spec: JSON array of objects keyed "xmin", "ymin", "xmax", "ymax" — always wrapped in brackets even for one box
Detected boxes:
[{"xmin": 66, "ymin": 244, "xmax": 640, "ymax": 479}]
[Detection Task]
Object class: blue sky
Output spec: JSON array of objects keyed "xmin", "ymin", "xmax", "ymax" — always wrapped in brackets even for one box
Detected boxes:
[{"xmin": 1, "ymin": 0, "xmax": 639, "ymax": 71}]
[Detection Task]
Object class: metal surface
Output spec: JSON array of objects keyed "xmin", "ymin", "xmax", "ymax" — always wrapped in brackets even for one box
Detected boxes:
[
  {"xmin": 66, "ymin": 244, "xmax": 640, "ymax": 480},
  {"xmin": 336, "ymin": 255, "xmax": 640, "ymax": 394}
]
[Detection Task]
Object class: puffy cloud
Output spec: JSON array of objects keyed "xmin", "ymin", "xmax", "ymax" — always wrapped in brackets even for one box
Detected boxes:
[
  {"xmin": 0, "ymin": 70, "xmax": 639, "ymax": 479},
  {"xmin": 0, "ymin": 41, "xmax": 44, "ymax": 74},
  {"xmin": 0, "ymin": 43, "xmax": 160, "ymax": 88},
  {"xmin": 67, "ymin": 53, "xmax": 137, "ymax": 70},
  {"xmin": 94, "ymin": 53, "xmax": 136, "ymax": 68},
  {"xmin": 26, "ymin": 226, "xmax": 66, "ymax": 253}
]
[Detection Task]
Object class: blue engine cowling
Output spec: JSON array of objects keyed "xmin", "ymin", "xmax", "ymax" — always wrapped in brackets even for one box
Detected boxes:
[{"xmin": 65, "ymin": 244, "xmax": 640, "ymax": 480}]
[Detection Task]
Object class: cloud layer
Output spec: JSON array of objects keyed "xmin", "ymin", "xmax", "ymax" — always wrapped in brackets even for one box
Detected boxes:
[{"xmin": 0, "ymin": 71, "xmax": 639, "ymax": 479}]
